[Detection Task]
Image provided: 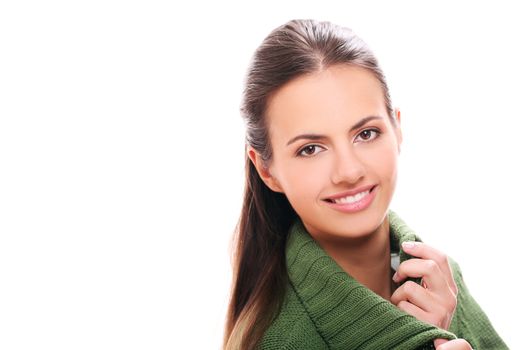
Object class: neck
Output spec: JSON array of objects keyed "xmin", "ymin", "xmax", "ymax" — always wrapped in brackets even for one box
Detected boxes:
[{"xmin": 311, "ymin": 217, "xmax": 393, "ymax": 300}]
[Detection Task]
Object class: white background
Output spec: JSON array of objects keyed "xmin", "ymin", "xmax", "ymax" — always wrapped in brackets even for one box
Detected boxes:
[{"xmin": 0, "ymin": 1, "xmax": 522, "ymax": 349}]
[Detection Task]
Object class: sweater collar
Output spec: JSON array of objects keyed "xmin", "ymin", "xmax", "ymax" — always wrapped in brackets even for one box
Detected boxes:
[{"xmin": 285, "ymin": 209, "xmax": 456, "ymax": 349}]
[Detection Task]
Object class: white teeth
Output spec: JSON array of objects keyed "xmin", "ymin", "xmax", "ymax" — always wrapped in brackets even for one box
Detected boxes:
[{"xmin": 332, "ymin": 189, "xmax": 371, "ymax": 204}]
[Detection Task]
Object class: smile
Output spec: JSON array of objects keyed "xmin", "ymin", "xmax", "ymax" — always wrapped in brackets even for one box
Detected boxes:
[
  {"xmin": 323, "ymin": 186, "xmax": 377, "ymax": 213},
  {"xmin": 327, "ymin": 189, "xmax": 372, "ymax": 204}
]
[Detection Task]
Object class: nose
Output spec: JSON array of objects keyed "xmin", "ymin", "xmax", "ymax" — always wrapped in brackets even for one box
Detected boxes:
[{"xmin": 330, "ymin": 146, "xmax": 366, "ymax": 185}]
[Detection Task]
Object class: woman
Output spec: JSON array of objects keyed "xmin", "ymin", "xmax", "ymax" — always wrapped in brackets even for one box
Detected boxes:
[{"xmin": 224, "ymin": 19, "xmax": 507, "ymax": 350}]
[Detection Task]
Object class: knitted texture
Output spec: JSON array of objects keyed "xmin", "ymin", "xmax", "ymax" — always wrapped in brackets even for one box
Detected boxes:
[{"xmin": 258, "ymin": 210, "xmax": 508, "ymax": 350}]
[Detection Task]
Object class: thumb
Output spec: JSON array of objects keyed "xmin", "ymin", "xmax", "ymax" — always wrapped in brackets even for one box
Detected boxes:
[
  {"xmin": 434, "ymin": 338, "xmax": 449, "ymax": 348},
  {"xmin": 435, "ymin": 339, "xmax": 472, "ymax": 350}
]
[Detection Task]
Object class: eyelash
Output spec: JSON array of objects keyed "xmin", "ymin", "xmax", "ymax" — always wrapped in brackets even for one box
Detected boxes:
[{"xmin": 296, "ymin": 128, "xmax": 382, "ymax": 157}]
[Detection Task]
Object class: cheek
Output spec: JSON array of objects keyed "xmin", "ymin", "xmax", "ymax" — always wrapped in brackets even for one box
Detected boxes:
[
  {"xmin": 279, "ymin": 162, "xmax": 328, "ymax": 205},
  {"xmin": 368, "ymin": 146, "xmax": 398, "ymax": 182}
]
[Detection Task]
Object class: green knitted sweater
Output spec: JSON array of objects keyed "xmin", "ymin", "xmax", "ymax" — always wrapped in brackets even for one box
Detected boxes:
[{"xmin": 258, "ymin": 210, "xmax": 507, "ymax": 349}]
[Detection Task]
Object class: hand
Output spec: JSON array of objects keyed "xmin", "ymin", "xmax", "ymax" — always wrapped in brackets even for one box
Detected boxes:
[
  {"xmin": 390, "ymin": 241, "xmax": 458, "ymax": 330},
  {"xmin": 434, "ymin": 338, "xmax": 472, "ymax": 349}
]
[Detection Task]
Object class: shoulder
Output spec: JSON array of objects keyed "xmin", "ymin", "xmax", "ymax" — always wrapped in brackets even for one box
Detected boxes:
[{"xmin": 258, "ymin": 281, "xmax": 328, "ymax": 350}]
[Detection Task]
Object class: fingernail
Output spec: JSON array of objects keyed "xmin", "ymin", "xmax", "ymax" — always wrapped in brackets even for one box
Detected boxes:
[
  {"xmin": 402, "ymin": 241, "xmax": 415, "ymax": 250},
  {"xmin": 392, "ymin": 272, "xmax": 399, "ymax": 282}
]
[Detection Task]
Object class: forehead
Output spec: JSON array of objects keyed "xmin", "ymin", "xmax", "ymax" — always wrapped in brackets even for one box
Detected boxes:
[{"xmin": 266, "ymin": 64, "xmax": 387, "ymax": 141}]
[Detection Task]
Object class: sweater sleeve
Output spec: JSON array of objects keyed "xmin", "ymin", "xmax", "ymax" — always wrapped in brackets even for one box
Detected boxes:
[{"xmin": 448, "ymin": 258, "xmax": 508, "ymax": 349}]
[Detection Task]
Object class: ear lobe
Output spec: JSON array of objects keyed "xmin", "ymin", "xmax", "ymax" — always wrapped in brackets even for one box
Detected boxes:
[
  {"xmin": 247, "ymin": 148, "xmax": 284, "ymax": 193},
  {"xmin": 394, "ymin": 108, "xmax": 403, "ymax": 153}
]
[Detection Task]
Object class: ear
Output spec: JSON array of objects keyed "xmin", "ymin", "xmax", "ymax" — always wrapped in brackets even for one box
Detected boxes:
[
  {"xmin": 247, "ymin": 147, "xmax": 284, "ymax": 193},
  {"xmin": 394, "ymin": 107, "xmax": 403, "ymax": 154}
]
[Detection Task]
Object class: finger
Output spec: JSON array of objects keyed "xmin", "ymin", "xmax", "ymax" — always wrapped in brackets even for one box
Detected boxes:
[
  {"xmin": 401, "ymin": 242, "xmax": 457, "ymax": 294},
  {"xmin": 395, "ymin": 299, "xmax": 428, "ymax": 321},
  {"xmin": 396, "ymin": 297, "xmax": 449, "ymax": 329},
  {"xmin": 390, "ymin": 280, "xmax": 438, "ymax": 313},
  {"xmin": 436, "ymin": 339, "xmax": 472, "ymax": 350},
  {"xmin": 434, "ymin": 338, "xmax": 448, "ymax": 347},
  {"xmin": 395, "ymin": 299, "xmax": 446, "ymax": 328},
  {"xmin": 393, "ymin": 258, "xmax": 450, "ymax": 292}
]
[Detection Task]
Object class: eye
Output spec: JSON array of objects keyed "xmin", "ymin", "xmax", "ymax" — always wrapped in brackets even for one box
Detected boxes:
[
  {"xmin": 356, "ymin": 128, "xmax": 381, "ymax": 142},
  {"xmin": 297, "ymin": 144, "xmax": 324, "ymax": 157}
]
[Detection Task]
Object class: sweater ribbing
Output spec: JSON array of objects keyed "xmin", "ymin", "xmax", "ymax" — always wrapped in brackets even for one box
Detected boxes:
[
  {"xmin": 258, "ymin": 210, "xmax": 508, "ymax": 349},
  {"xmin": 284, "ymin": 210, "xmax": 455, "ymax": 349}
]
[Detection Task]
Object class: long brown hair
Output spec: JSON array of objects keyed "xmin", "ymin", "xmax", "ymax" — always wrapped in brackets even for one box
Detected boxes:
[{"xmin": 224, "ymin": 19, "xmax": 398, "ymax": 349}]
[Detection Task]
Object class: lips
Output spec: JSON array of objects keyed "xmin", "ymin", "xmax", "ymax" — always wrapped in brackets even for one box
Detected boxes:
[{"xmin": 323, "ymin": 185, "xmax": 376, "ymax": 203}]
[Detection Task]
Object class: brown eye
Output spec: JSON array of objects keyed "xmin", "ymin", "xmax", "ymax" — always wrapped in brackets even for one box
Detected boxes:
[
  {"xmin": 361, "ymin": 130, "xmax": 372, "ymax": 140},
  {"xmin": 298, "ymin": 145, "xmax": 323, "ymax": 157},
  {"xmin": 356, "ymin": 129, "xmax": 381, "ymax": 142}
]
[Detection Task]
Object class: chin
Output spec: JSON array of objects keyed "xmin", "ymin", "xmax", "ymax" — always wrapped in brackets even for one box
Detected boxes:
[
  {"xmin": 303, "ymin": 216, "xmax": 381, "ymax": 243},
  {"xmin": 327, "ymin": 208, "xmax": 386, "ymax": 237}
]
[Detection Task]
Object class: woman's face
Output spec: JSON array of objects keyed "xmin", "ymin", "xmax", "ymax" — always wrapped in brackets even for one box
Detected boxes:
[{"xmin": 248, "ymin": 64, "xmax": 402, "ymax": 243}]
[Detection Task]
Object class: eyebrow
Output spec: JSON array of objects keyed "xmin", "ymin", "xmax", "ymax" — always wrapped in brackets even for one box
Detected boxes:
[{"xmin": 286, "ymin": 115, "xmax": 383, "ymax": 146}]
